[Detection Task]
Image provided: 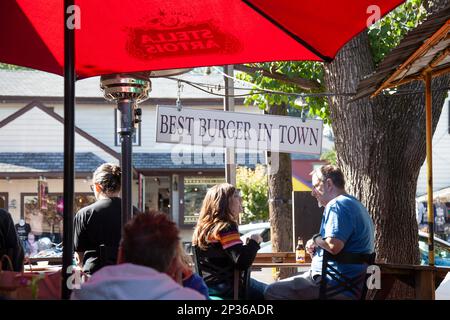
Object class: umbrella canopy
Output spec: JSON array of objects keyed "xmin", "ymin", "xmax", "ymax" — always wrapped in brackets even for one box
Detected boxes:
[{"xmin": 1, "ymin": 0, "xmax": 404, "ymax": 78}]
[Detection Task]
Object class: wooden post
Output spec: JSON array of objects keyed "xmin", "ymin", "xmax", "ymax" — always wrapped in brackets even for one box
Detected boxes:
[
  {"xmin": 424, "ymin": 70, "xmax": 435, "ymax": 269},
  {"xmin": 424, "ymin": 70, "xmax": 435, "ymax": 299},
  {"xmin": 415, "ymin": 269, "xmax": 435, "ymax": 300},
  {"xmin": 224, "ymin": 65, "xmax": 236, "ymax": 186}
]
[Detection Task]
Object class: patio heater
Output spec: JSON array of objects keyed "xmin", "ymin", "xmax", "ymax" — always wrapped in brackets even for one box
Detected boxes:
[
  {"xmin": 100, "ymin": 69, "xmax": 190, "ymax": 229},
  {"xmin": 100, "ymin": 72, "xmax": 151, "ymax": 228}
]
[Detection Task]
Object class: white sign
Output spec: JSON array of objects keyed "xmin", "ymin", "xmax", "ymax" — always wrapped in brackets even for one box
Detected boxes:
[{"xmin": 156, "ymin": 106, "xmax": 323, "ymax": 155}]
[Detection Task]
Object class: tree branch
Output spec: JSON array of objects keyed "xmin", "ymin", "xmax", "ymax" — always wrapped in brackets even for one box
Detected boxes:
[{"xmin": 234, "ymin": 64, "xmax": 322, "ymax": 91}]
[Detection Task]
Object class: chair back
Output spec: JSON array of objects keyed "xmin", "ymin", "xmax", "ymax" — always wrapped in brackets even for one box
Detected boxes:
[
  {"xmin": 192, "ymin": 245, "xmax": 249, "ymax": 300},
  {"xmin": 97, "ymin": 244, "xmax": 119, "ymax": 270},
  {"xmin": 319, "ymin": 250, "xmax": 376, "ymax": 300}
]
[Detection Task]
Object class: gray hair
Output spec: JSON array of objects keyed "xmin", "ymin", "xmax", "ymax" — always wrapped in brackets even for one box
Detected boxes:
[{"xmin": 311, "ymin": 165, "xmax": 345, "ymax": 189}]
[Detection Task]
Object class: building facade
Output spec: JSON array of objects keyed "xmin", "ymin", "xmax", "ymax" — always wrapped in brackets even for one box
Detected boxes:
[{"xmin": 0, "ymin": 70, "xmax": 271, "ymax": 241}]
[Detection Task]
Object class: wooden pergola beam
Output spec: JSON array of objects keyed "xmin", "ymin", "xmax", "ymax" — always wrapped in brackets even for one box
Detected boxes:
[
  {"xmin": 430, "ymin": 47, "xmax": 450, "ymax": 69},
  {"xmin": 385, "ymin": 65, "xmax": 450, "ymax": 88},
  {"xmin": 371, "ymin": 19, "xmax": 449, "ymax": 97}
]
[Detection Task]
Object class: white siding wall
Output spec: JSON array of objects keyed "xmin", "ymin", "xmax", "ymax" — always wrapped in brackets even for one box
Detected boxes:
[
  {"xmin": 53, "ymin": 103, "xmax": 117, "ymax": 148},
  {"xmin": 417, "ymin": 97, "xmax": 450, "ymax": 196},
  {"xmin": 0, "ymin": 103, "xmax": 25, "ymax": 121},
  {"xmin": 0, "ymin": 106, "xmax": 117, "ymax": 163}
]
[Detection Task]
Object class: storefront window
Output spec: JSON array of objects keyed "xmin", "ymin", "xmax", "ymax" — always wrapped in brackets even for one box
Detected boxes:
[
  {"xmin": 183, "ymin": 176, "xmax": 225, "ymax": 225},
  {"xmin": 23, "ymin": 193, "xmax": 95, "ymax": 243}
]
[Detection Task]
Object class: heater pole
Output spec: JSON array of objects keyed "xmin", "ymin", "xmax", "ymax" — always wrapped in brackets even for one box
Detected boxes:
[{"xmin": 118, "ymin": 99, "xmax": 135, "ymax": 227}]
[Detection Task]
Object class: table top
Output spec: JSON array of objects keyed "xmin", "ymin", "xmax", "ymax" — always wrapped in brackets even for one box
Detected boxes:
[
  {"xmin": 24, "ymin": 265, "xmax": 62, "ymax": 273},
  {"xmin": 254, "ymin": 252, "xmax": 311, "ymax": 263},
  {"xmin": 377, "ymin": 263, "xmax": 450, "ymax": 272},
  {"xmin": 252, "ymin": 262, "xmax": 311, "ymax": 268},
  {"xmin": 27, "ymin": 257, "xmax": 62, "ymax": 265}
]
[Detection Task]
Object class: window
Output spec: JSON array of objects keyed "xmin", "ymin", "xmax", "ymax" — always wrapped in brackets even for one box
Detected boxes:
[
  {"xmin": 22, "ymin": 193, "xmax": 95, "ymax": 242},
  {"xmin": 182, "ymin": 176, "xmax": 225, "ymax": 226},
  {"xmin": 114, "ymin": 109, "xmax": 141, "ymax": 146}
]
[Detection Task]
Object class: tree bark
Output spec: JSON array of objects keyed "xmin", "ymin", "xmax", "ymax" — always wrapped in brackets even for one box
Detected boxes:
[
  {"xmin": 324, "ymin": 1, "xmax": 449, "ymax": 298},
  {"xmin": 267, "ymin": 103, "xmax": 295, "ymax": 280}
]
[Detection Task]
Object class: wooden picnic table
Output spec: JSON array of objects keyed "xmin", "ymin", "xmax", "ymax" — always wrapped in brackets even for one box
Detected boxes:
[
  {"xmin": 253, "ymin": 252, "xmax": 311, "ymax": 264},
  {"xmin": 28, "ymin": 257, "xmax": 62, "ymax": 265},
  {"xmin": 252, "ymin": 262, "xmax": 310, "ymax": 268},
  {"xmin": 24, "ymin": 264, "xmax": 62, "ymax": 273},
  {"xmin": 253, "ymin": 253, "xmax": 450, "ymax": 300},
  {"xmin": 373, "ymin": 263, "xmax": 450, "ymax": 300},
  {"xmin": 252, "ymin": 252, "xmax": 311, "ymax": 272}
]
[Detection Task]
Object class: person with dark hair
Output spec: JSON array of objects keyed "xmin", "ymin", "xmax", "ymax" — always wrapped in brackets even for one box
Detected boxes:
[
  {"xmin": 192, "ymin": 183, "xmax": 267, "ymax": 300},
  {"xmin": 265, "ymin": 165, "xmax": 374, "ymax": 300},
  {"xmin": 71, "ymin": 212, "xmax": 205, "ymax": 300},
  {"xmin": 73, "ymin": 163, "xmax": 122, "ymax": 274},
  {"xmin": 0, "ymin": 209, "xmax": 24, "ymax": 272}
]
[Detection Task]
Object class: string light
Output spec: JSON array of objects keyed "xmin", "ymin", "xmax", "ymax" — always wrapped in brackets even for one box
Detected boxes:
[{"xmin": 166, "ymin": 76, "xmax": 449, "ymax": 99}]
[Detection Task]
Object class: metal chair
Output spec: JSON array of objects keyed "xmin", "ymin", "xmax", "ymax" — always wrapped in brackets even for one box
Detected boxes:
[
  {"xmin": 97, "ymin": 244, "xmax": 119, "ymax": 271},
  {"xmin": 192, "ymin": 245, "xmax": 250, "ymax": 300},
  {"xmin": 319, "ymin": 250, "xmax": 376, "ymax": 300}
]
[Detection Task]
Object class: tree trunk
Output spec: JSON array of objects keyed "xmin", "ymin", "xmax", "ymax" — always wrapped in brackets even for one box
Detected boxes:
[
  {"xmin": 324, "ymin": 1, "xmax": 449, "ymax": 298},
  {"xmin": 267, "ymin": 103, "xmax": 295, "ymax": 280}
]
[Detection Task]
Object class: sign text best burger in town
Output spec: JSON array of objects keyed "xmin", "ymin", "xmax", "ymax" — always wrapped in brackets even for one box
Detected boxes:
[{"xmin": 156, "ymin": 106, "xmax": 323, "ymax": 155}]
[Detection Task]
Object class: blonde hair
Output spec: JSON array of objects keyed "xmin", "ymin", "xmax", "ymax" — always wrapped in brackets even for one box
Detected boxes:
[{"xmin": 192, "ymin": 183, "xmax": 237, "ymax": 250}]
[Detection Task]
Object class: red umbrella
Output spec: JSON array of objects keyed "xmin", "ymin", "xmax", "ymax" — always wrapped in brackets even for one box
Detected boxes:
[
  {"xmin": 1, "ymin": 0, "xmax": 404, "ymax": 78},
  {"xmin": 0, "ymin": 0, "xmax": 404, "ymax": 299}
]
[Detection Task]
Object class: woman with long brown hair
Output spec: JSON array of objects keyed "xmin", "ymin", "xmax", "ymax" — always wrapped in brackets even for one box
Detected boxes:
[{"xmin": 192, "ymin": 183, "xmax": 267, "ymax": 299}]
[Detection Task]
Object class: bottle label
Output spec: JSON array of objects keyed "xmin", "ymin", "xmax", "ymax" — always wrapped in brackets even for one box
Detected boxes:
[{"xmin": 296, "ymin": 249, "xmax": 305, "ymax": 263}]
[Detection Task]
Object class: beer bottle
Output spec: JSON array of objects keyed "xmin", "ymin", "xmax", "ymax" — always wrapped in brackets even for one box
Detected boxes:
[{"xmin": 296, "ymin": 237, "xmax": 306, "ymax": 263}]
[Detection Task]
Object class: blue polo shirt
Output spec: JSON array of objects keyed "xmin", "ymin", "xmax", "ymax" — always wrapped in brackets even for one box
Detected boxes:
[{"xmin": 311, "ymin": 194, "xmax": 374, "ymax": 297}]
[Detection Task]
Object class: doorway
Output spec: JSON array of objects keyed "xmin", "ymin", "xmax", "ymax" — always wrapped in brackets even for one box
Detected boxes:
[{"xmin": 144, "ymin": 176, "xmax": 171, "ymax": 216}]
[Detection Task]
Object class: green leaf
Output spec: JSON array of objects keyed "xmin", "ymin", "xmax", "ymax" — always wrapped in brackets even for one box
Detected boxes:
[{"xmin": 237, "ymin": 164, "xmax": 269, "ymax": 223}]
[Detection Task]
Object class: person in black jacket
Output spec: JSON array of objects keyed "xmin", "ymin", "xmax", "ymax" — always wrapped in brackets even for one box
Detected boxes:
[
  {"xmin": 192, "ymin": 183, "xmax": 267, "ymax": 299},
  {"xmin": 74, "ymin": 163, "xmax": 122, "ymax": 274},
  {"xmin": 0, "ymin": 208, "xmax": 24, "ymax": 272}
]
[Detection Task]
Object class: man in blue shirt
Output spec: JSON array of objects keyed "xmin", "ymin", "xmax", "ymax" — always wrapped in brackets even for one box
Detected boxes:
[{"xmin": 265, "ymin": 165, "xmax": 374, "ymax": 300}]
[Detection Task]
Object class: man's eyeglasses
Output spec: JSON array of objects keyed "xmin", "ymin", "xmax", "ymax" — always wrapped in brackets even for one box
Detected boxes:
[
  {"xmin": 312, "ymin": 180, "xmax": 323, "ymax": 191},
  {"xmin": 90, "ymin": 184, "xmax": 95, "ymax": 192}
]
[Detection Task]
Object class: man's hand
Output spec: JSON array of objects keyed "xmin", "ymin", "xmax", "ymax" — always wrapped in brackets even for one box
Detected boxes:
[
  {"xmin": 306, "ymin": 239, "xmax": 316, "ymax": 257},
  {"xmin": 75, "ymin": 252, "xmax": 84, "ymax": 268}
]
